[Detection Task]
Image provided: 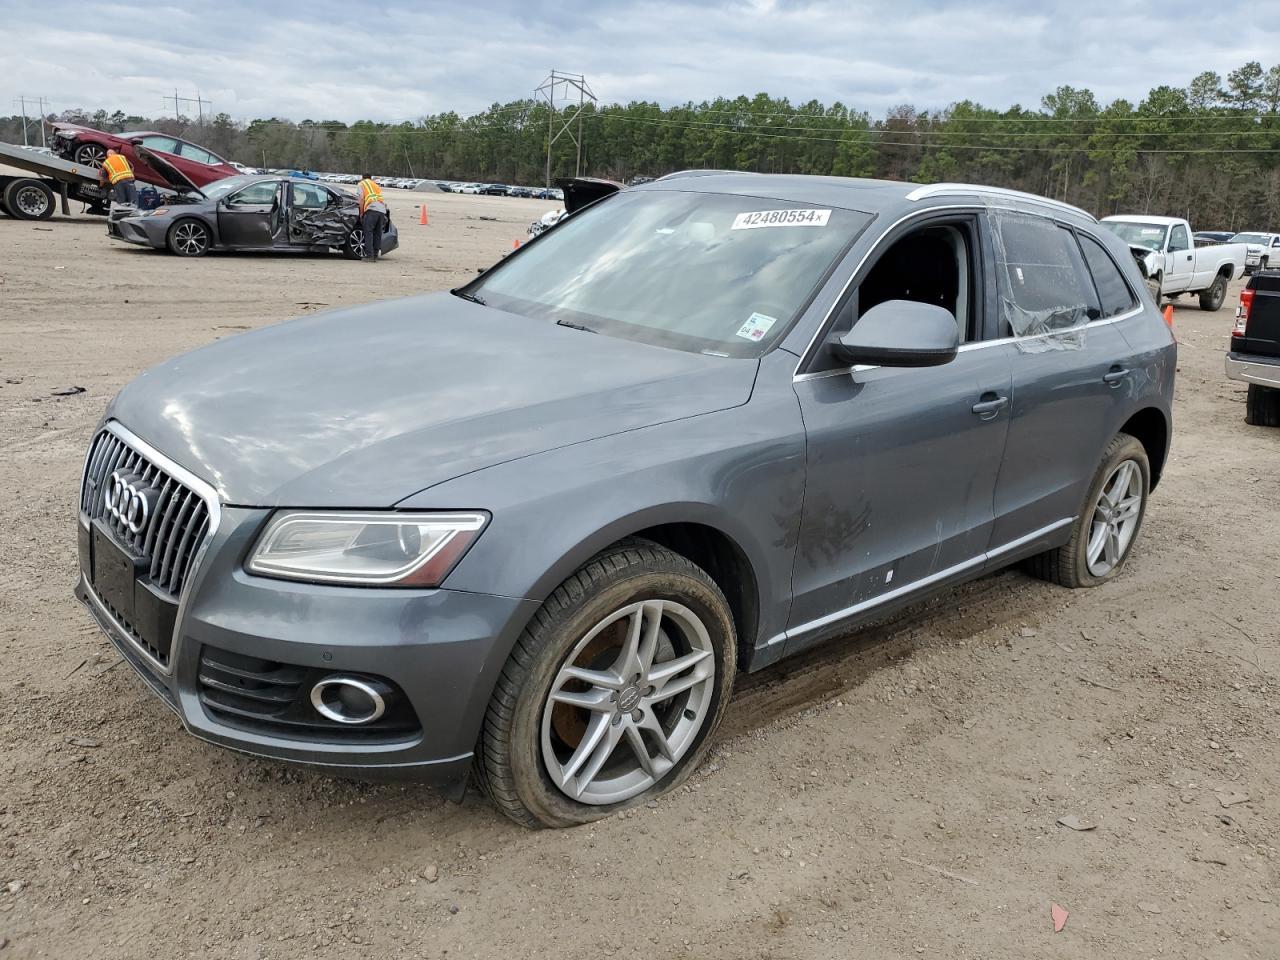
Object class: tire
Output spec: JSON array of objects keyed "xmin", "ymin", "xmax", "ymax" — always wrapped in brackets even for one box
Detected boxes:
[
  {"xmin": 1262, "ymin": 257, "xmax": 1270, "ymax": 273},
  {"xmin": 1245, "ymin": 384, "xmax": 1280, "ymax": 427},
  {"xmin": 73, "ymin": 142, "xmax": 107, "ymax": 168},
  {"xmin": 1198, "ymin": 273, "xmax": 1228, "ymax": 311},
  {"xmin": 1025, "ymin": 433, "xmax": 1150, "ymax": 588},
  {"xmin": 3, "ymin": 179, "xmax": 55, "ymax": 220},
  {"xmin": 1146, "ymin": 273, "xmax": 1162, "ymax": 305},
  {"xmin": 478, "ymin": 539, "xmax": 737, "ymax": 828},
  {"xmin": 342, "ymin": 226, "xmax": 365, "ymax": 260},
  {"xmin": 166, "ymin": 219, "xmax": 211, "ymax": 257}
]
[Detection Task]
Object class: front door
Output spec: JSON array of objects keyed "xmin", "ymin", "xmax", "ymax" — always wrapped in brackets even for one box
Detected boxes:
[
  {"xmin": 786, "ymin": 216, "xmax": 1011, "ymax": 653},
  {"xmin": 1162, "ymin": 222, "xmax": 1194, "ymax": 293},
  {"xmin": 217, "ymin": 179, "xmax": 280, "ymax": 248}
]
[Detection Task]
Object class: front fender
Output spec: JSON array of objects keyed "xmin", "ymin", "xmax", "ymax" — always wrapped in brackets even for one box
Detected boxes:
[{"xmin": 398, "ymin": 354, "xmax": 806, "ymax": 655}]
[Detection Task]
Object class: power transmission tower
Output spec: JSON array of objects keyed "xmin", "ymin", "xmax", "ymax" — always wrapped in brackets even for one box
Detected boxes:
[
  {"xmin": 14, "ymin": 95, "xmax": 50, "ymax": 147},
  {"xmin": 535, "ymin": 70, "xmax": 596, "ymax": 187},
  {"xmin": 162, "ymin": 90, "xmax": 212, "ymax": 128}
]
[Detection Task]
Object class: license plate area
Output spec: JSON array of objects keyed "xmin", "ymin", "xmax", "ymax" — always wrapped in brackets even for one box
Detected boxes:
[{"xmin": 90, "ymin": 521, "xmax": 177, "ymax": 665}]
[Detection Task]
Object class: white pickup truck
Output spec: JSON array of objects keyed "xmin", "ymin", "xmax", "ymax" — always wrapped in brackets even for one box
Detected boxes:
[{"xmin": 1101, "ymin": 215, "xmax": 1247, "ymax": 311}]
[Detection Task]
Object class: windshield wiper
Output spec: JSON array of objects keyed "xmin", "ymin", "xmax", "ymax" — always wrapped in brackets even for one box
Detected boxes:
[
  {"xmin": 451, "ymin": 289, "xmax": 487, "ymax": 305},
  {"xmin": 556, "ymin": 319, "xmax": 597, "ymax": 334}
]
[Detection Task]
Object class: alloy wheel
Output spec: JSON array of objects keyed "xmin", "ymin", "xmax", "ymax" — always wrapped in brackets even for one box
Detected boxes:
[
  {"xmin": 75, "ymin": 144, "xmax": 107, "ymax": 168},
  {"xmin": 1086, "ymin": 458, "xmax": 1143, "ymax": 576},
  {"xmin": 173, "ymin": 222, "xmax": 208, "ymax": 256},
  {"xmin": 540, "ymin": 599, "xmax": 715, "ymax": 805}
]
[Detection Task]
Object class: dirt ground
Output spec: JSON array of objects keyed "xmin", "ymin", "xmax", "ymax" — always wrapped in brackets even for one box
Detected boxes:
[{"xmin": 0, "ymin": 189, "xmax": 1277, "ymax": 960}]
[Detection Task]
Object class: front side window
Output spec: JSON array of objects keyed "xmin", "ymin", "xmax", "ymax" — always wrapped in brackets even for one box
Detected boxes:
[
  {"xmin": 1169, "ymin": 225, "xmax": 1190, "ymax": 252},
  {"xmin": 1077, "ymin": 233, "xmax": 1136, "ymax": 318},
  {"xmin": 177, "ymin": 141, "xmax": 218, "ymax": 164},
  {"xmin": 465, "ymin": 190, "xmax": 872, "ymax": 357},
  {"xmin": 227, "ymin": 181, "xmax": 279, "ymax": 206},
  {"xmin": 992, "ymin": 212, "xmax": 1098, "ymax": 338},
  {"xmin": 290, "ymin": 182, "xmax": 329, "ymax": 209}
]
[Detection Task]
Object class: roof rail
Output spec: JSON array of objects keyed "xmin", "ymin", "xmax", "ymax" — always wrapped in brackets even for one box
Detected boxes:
[
  {"xmin": 905, "ymin": 183, "xmax": 1096, "ymax": 222},
  {"xmin": 656, "ymin": 169, "xmax": 754, "ymax": 181}
]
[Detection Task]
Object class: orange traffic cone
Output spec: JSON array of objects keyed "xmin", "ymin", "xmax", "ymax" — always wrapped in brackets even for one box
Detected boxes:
[
  {"xmin": 419, "ymin": 204, "xmax": 428, "ymax": 226},
  {"xmin": 1162, "ymin": 304, "xmax": 1174, "ymax": 327}
]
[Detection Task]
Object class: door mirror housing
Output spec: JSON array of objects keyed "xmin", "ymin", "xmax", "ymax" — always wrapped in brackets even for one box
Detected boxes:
[{"xmin": 832, "ymin": 300, "xmax": 960, "ymax": 368}]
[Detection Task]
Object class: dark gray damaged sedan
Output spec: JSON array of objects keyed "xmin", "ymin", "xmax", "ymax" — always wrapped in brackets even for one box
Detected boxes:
[{"xmin": 75, "ymin": 173, "xmax": 1175, "ymax": 827}]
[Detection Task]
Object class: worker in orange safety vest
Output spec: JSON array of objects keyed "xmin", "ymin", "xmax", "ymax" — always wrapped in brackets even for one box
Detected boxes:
[
  {"xmin": 99, "ymin": 149, "xmax": 138, "ymax": 206},
  {"xmin": 357, "ymin": 173, "xmax": 389, "ymax": 261}
]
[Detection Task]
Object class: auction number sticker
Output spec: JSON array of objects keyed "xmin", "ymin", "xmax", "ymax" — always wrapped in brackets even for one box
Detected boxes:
[
  {"xmin": 732, "ymin": 208, "xmax": 831, "ymax": 230},
  {"xmin": 736, "ymin": 312, "xmax": 778, "ymax": 341}
]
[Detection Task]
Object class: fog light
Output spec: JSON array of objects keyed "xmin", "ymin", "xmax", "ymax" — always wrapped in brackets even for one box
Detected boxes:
[{"xmin": 310, "ymin": 675, "xmax": 390, "ymax": 725}]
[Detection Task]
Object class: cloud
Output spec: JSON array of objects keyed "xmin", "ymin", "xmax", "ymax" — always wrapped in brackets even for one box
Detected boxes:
[{"xmin": 4, "ymin": 0, "xmax": 1277, "ymax": 123}]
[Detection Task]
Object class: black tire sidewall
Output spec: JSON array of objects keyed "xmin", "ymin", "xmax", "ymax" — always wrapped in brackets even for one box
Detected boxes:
[
  {"xmin": 1069, "ymin": 435, "xmax": 1150, "ymax": 586},
  {"xmin": 505, "ymin": 565, "xmax": 735, "ymax": 828},
  {"xmin": 1201, "ymin": 276, "xmax": 1226, "ymax": 311}
]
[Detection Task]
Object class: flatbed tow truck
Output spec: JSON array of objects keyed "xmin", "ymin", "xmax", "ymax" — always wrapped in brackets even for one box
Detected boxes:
[{"xmin": 0, "ymin": 140, "xmax": 109, "ymax": 220}]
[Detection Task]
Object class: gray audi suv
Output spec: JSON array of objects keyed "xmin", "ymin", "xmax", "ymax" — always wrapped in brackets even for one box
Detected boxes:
[{"xmin": 75, "ymin": 173, "xmax": 1175, "ymax": 827}]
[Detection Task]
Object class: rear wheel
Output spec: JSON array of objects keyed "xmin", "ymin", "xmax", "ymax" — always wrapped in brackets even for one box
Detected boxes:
[
  {"xmin": 1245, "ymin": 384, "xmax": 1280, "ymax": 427},
  {"xmin": 166, "ymin": 219, "xmax": 211, "ymax": 257},
  {"xmin": 478, "ymin": 539, "xmax": 736, "ymax": 828},
  {"xmin": 1025, "ymin": 433, "xmax": 1150, "ymax": 588},
  {"xmin": 1146, "ymin": 272, "xmax": 1162, "ymax": 305},
  {"xmin": 73, "ymin": 143, "xmax": 107, "ymax": 168},
  {"xmin": 1198, "ymin": 273, "xmax": 1228, "ymax": 311},
  {"xmin": 3, "ymin": 179, "xmax": 55, "ymax": 220}
]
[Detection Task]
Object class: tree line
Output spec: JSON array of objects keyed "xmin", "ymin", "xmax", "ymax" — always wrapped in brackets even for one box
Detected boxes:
[{"xmin": 3, "ymin": 60, "xmax": 1278, "ymax": 229}]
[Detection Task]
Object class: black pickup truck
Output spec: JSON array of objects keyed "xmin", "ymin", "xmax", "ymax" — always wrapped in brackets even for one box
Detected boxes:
[{"xmin": 1227, "ymin": 269, "xmax": 1280, "ymax": 425}]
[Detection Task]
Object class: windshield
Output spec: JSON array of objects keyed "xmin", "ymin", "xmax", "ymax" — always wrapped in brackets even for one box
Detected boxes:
[
  {"xmin": 1231, "ymin": 233, "xmax": 1269, "ymax": 244},
  {"xmin": 1102, "ymin": 220, "xmax": 1168, "ymax": 251},
  {"xmin": 466, "ymin": 189, "xmax": 872, "ymax": 357},
  {"xmin": 199, "ymin": 175, "xmax": 265, "ymax": 200}
]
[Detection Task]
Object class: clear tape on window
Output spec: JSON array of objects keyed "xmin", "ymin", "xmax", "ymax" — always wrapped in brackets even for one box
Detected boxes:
[{"xmin": 986, "ymin": 202, "xmax": 1088, "ymax": 353}]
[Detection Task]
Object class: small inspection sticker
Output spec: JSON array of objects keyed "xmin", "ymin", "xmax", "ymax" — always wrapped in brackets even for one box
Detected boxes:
[
  {"xmin": 732, "ymin": 209, "xmax": 831, "ymax": 230},
  {"xmin": 736, "ymin": 312, "xmax": 778, "ymax": 341}
]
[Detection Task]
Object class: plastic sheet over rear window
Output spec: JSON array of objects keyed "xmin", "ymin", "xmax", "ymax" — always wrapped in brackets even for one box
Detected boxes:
[{"xmin": 989, "ymin": 209, "xmax": 1097, "ymax": 352}]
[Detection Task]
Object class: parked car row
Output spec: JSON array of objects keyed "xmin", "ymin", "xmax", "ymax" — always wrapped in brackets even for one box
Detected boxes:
[
  {"xmin": 438, "ymin": 181, "xmax": 561, "ymax": 199},
  {"xmin": 1193, "ymin": 229, "xmax": 1280, "ymax": 272}
]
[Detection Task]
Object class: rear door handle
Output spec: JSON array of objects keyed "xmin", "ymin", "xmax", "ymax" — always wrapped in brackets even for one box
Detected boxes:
[
  {"xmin": 1103, "ymin": 367, "xmax": 1130, "ymax": 386},
  {"xmin": 971, "ymin": 395, "xmax": 1009, "ymax": 419}
]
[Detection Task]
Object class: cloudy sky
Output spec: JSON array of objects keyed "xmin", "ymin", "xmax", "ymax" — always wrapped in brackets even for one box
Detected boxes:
[{"xmin": 4, "ymin": 0, "xmax": 1277, "ymax": 123}]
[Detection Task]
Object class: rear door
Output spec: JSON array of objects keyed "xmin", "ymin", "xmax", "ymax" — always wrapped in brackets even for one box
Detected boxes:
[
  {"xmin": 216, "ymin": 179, "xmax": 280, "ymax": 248},
  {"xmin": 984, "ymin": 211, "xmax": 1139, "ymax": 553}
]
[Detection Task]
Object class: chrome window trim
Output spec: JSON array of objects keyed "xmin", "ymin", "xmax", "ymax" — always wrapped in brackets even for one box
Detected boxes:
[
  {"xmin": 904, "ymin": 184, "xmax": 1096, "ymax": 222},
  {"xmin": 79, "ymin": 420, "xmax": 222, "ymax": 676},
  {"xmin": 791, "ymin": 199, "xmax": 1148, "ymax": 382},
  {"xmin": 766, "ymin": 517, "xmax": 1073, "ymax": 646}
]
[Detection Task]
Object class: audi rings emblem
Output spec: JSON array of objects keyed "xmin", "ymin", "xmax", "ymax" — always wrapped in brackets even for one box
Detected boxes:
[{"xmin": 104, "ymin": 472, "xmax": 152, "ymax": 534}]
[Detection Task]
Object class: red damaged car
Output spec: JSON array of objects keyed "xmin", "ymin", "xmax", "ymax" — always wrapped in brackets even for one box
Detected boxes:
[{"xmin": 50, "ymin": 123, "xmax": 238, "ymax": 189}]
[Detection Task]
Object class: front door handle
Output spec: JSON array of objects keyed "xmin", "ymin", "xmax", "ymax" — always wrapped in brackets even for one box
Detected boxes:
[
  {"xmin": 971, "ymin": 395, "xmax": 1009, "ymax": 420},
  {"xmin": 1103, "ymin": 367, "xmax": 1130, "ymax": 386},
  {"xmin": 1185, "ymin": 254, "xmax": 1193, "ymax": 262}
]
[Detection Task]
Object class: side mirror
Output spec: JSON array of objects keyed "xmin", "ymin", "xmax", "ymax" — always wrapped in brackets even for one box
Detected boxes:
[{"xmin": 832, "ymin": 300, "xmax": 959, "ymax": 368}]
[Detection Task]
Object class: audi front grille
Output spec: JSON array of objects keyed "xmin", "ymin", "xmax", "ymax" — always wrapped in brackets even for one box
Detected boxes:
[{"xmin": 80, "ymin": 426, "xmax": 213, "ymax": 601}]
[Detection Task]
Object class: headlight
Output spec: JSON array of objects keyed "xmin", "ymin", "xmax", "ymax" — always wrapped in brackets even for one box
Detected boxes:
[
  {"xmin": 147, "ymin": 207, "xmax": 170, "ymax": 217},
  {"xmin": 246, "ymin": 511, "xmax": 488, "ymax": 586}
]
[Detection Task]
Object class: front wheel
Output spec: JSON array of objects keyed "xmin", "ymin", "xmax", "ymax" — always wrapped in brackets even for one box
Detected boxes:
[
  {"xmin": 478, "ymin": 540, "xmax": 736, "ymax": 828},
  {"xmin": 73, "ymin": 143, "xmax": 107, "ymax": 168},
  {"xmin": 166, "ymin": 219, "xmax": 212, "ymax": 257},
  {"xmin": 1199, "ymin": 274, "xmax": 1227, "ymax": 311},
  {"xmin": 1025, "ymin": 433, "xmax": 1150, "ymax": 588}
]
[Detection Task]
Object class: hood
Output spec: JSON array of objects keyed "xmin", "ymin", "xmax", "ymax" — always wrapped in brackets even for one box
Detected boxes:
[
  {"xmin": 557, "ymin": 177, "xmax": 622, "ymax": 213},
  {"xmin": 133, "ymin": 144, "xmax": 203, "ymax": 195},
  {"xmin": 109, "ymin": 293, "xmax": 757, "ymax": 507}
]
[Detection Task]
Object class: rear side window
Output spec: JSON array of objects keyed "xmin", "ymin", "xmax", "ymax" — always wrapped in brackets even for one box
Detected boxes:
[
  {"xmin": 1077, "ymin": 234, "xmax": 1136, "ymax": 317},
  {"xmin": 177, "ymin": 141, "xmax": 218, "ymax": 164},
  {"xmin": 991, "ymin": 212, "xmax": 1099, "ymax": 337}
]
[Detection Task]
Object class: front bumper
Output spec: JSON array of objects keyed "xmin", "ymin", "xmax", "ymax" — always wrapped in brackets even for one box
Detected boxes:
[
  {"xmin": 111, "ymin": 215, "xmax": 166, "ymax": 249},
  {"xmin": 75, "ymin": 504, "xmax": 538, "ymax": 790},
  {"xmin": 1226, "ymin": 351, "xmax": 1280, "ymax": 390}
]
